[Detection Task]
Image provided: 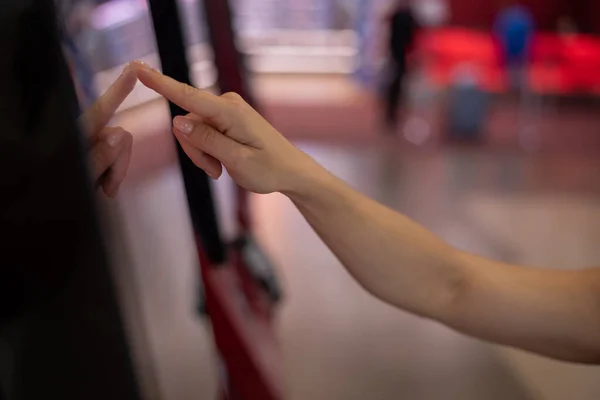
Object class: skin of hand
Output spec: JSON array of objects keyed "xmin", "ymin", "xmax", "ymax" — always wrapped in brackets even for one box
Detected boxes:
[
  {"xmin": 80, "ymin": 64, "xmax": 137, "ymax": 197},
  {"xmin": 132, "ymin": 61, "xmax": 320, "ymax": 195},
  {"xmin": 132, "ymin": 61, "xmax": 600, "ymax": 364}
]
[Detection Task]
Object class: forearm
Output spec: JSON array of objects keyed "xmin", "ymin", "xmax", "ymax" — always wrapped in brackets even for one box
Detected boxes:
[
  {"xmin": 284, "ymin": 163, "xmax": 466, "ymax": 321},
  {"xmin": 449, "ymin": 254, "xmax": 600, "ymax": 363},
  {"xmin": 284, "ymin": 162, "xmax": 600, "ymax": 363}
]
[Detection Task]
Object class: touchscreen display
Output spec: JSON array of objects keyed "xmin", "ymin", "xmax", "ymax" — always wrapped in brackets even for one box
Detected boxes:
[{"xmin": 0, "ymin": 1, "xmax": 140, "ymax": 399}]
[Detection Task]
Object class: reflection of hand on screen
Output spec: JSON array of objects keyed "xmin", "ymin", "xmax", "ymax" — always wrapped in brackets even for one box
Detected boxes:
[{"xmin": 80, "ymin": 64, "xmax": 137, "ymax": 197}]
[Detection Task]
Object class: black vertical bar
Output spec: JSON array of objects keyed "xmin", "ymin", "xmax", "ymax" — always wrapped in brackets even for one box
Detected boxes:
[{"xmin": 147, "ymin": 0, "xmax": 226, "ymax": 264}]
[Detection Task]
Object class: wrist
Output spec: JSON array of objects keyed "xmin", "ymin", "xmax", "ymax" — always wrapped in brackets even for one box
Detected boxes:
[{"xmin": 280, "ymin": 154, "xmax": 331, "ymax": 203}]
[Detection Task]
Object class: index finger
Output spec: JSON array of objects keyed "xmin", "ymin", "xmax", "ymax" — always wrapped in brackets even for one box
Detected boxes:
[
  {"xmin": 81, "ymin": 64, "xmax": 138, "ymax": 134},
  {"xmin": 132, "ymin": 61, "xmax": 231, "ymax": 131}
]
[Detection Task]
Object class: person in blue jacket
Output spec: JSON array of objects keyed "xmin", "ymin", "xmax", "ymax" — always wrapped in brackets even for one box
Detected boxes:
[{"xmin": 494, "ymin": 1, "xmax": 534, "ymax": 92}]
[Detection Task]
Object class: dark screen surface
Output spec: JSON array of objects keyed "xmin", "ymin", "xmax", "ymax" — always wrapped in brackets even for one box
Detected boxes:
[{"xmin": 0, "ymin": 1, "xmax": 140, "ymax": 399}]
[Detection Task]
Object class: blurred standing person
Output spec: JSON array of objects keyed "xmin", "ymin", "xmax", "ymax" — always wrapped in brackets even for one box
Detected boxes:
[
  {"xmin": 414, "ymin": 0, "xmax": 449, "ymax": 29},
  {"xmin": 493, "ymin": 1, "xmax": 534, "ymax": 93},
  {"xmin": 382, "ymin": 1, "xmax": 418, "ymax": 133}
]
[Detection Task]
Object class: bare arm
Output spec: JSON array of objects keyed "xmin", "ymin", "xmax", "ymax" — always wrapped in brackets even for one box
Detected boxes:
[
  {"xmin": 133, "ymin": 62, "xmax": 600, "ymax": 364},
  {"xmin": 288, "ymin": 165, "xmax": 600, "ymax": 364}
]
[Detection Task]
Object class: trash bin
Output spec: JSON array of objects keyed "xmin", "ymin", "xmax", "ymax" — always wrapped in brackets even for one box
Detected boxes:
[{"xmin": 446, "ymin": 65, "xmax": 489, "ymax": 141}]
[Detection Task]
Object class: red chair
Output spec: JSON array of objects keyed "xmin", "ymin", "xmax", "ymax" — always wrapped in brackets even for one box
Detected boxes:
[
  {"xmin": 561, "ymin": 35, "xmax": 600, "ymax": 93},
  {"xmin": 527, "ymin": 34, "xmax": 565, "ymax": 94},
  {"xmin": 530, "ymin": 34, "xmax": 565, "ymax": 65},
  {"xmin": 424, "ymin": 28, "xmax": 500, "ymax": 89}
]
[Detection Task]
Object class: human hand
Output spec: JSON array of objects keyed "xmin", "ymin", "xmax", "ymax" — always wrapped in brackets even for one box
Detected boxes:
[
  {"xmin": 133, "ymin": 61, "xmax": 320, "ymax": 195},
  {"xmin": 80, "ymin": 65, "xmax": 136, "ymax": 197}
]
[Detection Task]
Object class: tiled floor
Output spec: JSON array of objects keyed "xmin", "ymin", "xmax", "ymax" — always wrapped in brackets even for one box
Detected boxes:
[{"xmin": 105, "ymin": 76, "xmax": 600, "ymax": 400}]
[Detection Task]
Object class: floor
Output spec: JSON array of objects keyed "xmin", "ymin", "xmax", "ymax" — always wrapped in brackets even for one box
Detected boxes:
[
  {"xmin": 104, "ymin": 74, "xmax": 600, "ymax": 400},
  {"xmin": 253, "ymin": 142, "xmax": 600, "ymax": 400}
]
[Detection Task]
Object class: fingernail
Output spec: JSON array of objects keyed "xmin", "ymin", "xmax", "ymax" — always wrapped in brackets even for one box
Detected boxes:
[
  {"xmin": 123, "ymin": 62, "xmax": 134, "ymax": 74},
  {"xmin": 106, "ymin": 133, "xmax": 123, "ymax": 147},
  {"xmin": 206, "ymin": 170, "xmax": 218, "ymax": 179},
  {"xmin": 173, "ymin": 116, "xmax": 194, "ymax": 135},
  {"xmin": 132, "ymin": 60, "xmax": 156, "ymax": 73}
]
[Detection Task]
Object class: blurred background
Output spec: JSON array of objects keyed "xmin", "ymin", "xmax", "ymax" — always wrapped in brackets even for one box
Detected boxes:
[{"xmin": 60, "ymin": 0, "xmax": 600, "ymax": 399}]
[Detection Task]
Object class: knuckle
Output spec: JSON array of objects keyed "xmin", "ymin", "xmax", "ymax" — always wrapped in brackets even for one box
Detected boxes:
[
  {"xmin": 196, "ymin": 125, "xmax": 216, "ymax": 148},
  {"xmin": 221, "ymin": 92, "xmax": 245, "ymax": 108},
  {"xmin": 221, "ymin": 91, "xmax": 243, "ymax": 101}
]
